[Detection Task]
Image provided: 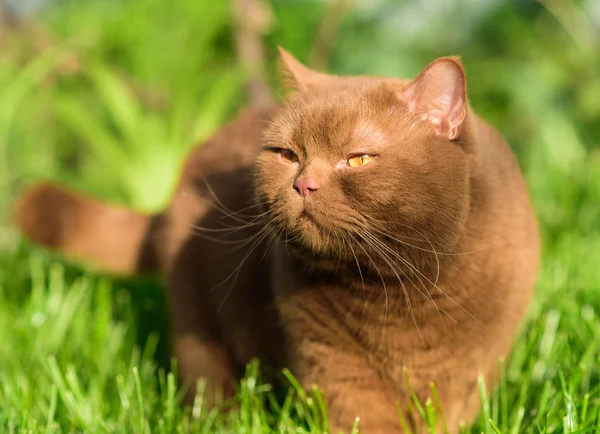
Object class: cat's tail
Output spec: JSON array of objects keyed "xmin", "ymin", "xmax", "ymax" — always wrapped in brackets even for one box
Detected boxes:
[{"xmin": 13, "ymin": 182, "xmax": 159, "ymax": 275}]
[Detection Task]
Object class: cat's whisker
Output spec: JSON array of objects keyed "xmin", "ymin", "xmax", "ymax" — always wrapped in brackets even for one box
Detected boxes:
[
  {"xmin": 195, "ymin": 176, "xmax": 255, "ymax": 223},
  {"xmin": 399, "ymin": 247, "xmax": 484, "ymax": 327},
  {"xmin": 190, "ymin": 212, "xmax": 271, "ymax": 245},
  {"xmin": 190, "ymin": 216, "xmax": 263, "ymax": 234},
  {"xmin": 366, "ymin": 205, "xmax": 465, "ymax": 231},
  {"xmin": 354, "ymin": 231, "xmax": 422, "ymax": 337},
  {"xmin": 195, "ymin": 172, "xmax": 271, "ymax": 222},
  {"xmin": 432, "ymin": 285, "xmax": 483, "ymax": 327},
  {"xmin": 197, "ymin": 196, "xmax": 271, "ymax": 224},
  {"xmin": 365, "ymin": 220, "xmax": 439, "ymax": 255},
  {"xmin": 329, "ymin": 233, "xmax": 380, "ymax": 341},
  {"xmin": 363, "ymin": 216, "xmax": 475, "ymax": 324},
  {"xmin": 350, "ymin": 232, "xmax": 394, "ymax": 335},
  {"xmin": 359, "ymin": 225, "xmax": 436, "ymax": 295},
  {"xmin": 260, "ymin": 223, "xmax": 284, "ymax": 264},
  {"xmin": 189, "ymin": 231, "xmax": 253, "ymax": 245},
  {"xmin": 225, "ymin": 213, "xmax": 280, "ymax": 254},
  {"xmin": 237, "ymin": 201, "xmax": 272, "ymax": 212},
  {"xmin": 407, "ymin": 226, "xmax": 442, "ymax": 289},
  {"xmin": 334, "ymin": 232, "xmax": 346, "ymax": 271},
  {"xmin": 356, "ymin": 229, "xmax": 429, "ymax": 334},
  {"xmin": 358, "ymin": 229, "xmax": 453, "ymax": 328},
  {"xmin": 361, "ymin": 226, "xmax": 481, "ymax": 327},
  {"xmin": 360, "ymin": 229, "xmax": 446, "ymax": 318},
  {"xmin": 220, "ymin": 201, "xmax": 273, "ymax": 219},
  {"xmin": 343, "ymin": 233, "xmax": 366, "ymax": 303},
  {"xmin": 214, "ymin": 220, "xmax": 279, "ymax": 311},
  {"xmin": 363, "ymin": 215, "xmax": 486, "ymax": 257}
]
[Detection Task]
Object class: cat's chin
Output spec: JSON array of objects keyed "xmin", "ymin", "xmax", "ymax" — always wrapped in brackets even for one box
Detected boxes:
[{"xmin": 289, "ymin": 220, "xmax": 324, "ymax": 251}]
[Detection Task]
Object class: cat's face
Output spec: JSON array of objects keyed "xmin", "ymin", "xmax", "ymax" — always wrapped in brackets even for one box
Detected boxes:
[{"xmin": 254, "ymin": 51, "xmax": 472, "ymax": 278}]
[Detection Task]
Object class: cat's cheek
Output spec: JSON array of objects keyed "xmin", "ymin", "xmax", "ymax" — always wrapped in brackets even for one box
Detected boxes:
[{"xmin": 336, "ymin": 173, "xmax": 377, "ymax": 204}]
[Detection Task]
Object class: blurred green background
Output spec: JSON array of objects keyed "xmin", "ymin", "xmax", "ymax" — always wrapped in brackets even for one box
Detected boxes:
[{"xmin": 0, "ymin": 0, "xmax": 599, "ymax": 432}]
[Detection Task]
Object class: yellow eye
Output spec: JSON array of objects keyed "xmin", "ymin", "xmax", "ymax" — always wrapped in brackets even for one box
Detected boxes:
[
  {"xmin": 347, "ymin": 154, "xmax": 375, "ymax": 168},
  {"xmin": 280, "ymin": 149, "xmax": 298, "ymax": 163}
]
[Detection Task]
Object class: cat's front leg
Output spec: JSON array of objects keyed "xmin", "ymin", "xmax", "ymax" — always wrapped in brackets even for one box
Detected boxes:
[
  {"xmin": 167, "ymin": 274, "xmax": 238, "ymax": 407},
  {"xmin": 173, "ymin": 333, "xmax": 237, "ymax": 406},
  {"xmin": 291, "ymin": 349, "xmax": 404, "ymax": 434}
]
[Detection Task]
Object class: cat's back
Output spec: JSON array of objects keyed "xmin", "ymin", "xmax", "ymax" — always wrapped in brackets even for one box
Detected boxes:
[
  {"xmin": 469, "ymin": 113, "xmax": 539, "ymax": 261},
  {"xmin": 445, "ymin": 113, "xmax": 539, "ymax": 381},
  {"xmin": 180, "ymin": 105, "xmax": 277, "ymax": 186}
]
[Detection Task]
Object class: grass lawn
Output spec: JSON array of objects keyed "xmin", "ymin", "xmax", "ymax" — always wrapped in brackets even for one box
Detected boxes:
[{"xmin": 1, "ymin": 0, "xmax": 600, "ymax": 432}]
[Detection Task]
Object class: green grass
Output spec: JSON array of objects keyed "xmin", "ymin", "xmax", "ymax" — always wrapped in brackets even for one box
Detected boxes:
[{"xmin": 1, "ymin": 0, "xmax": 600, "ymax": 432}]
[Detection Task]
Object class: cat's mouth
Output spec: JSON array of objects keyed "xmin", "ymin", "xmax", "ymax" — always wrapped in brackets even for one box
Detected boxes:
[
  {"xmin": 296, "ymin": 208, "xmax": 329, "ymax": 234},
  {"xmin": 295, "ymin": 210, "xmax": 323, "ymax": 235},
  {"xmin": 287, "ymin": 209, "xmax": 326, "ymax": 244},
  {"xmin": 299, "ymin": 210, "xmax": 318, "ymax": 225}
]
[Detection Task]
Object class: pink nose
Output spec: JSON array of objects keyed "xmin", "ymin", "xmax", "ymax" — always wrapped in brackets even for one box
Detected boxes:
[{"xmin": 293, "ymin": 177, "xmax": 319, "ymax": 198}]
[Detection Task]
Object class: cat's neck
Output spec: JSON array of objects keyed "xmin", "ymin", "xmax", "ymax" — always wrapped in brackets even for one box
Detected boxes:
[{"xmin": 271, "ymin": 240, "xmax": 458, "ymax": 307}]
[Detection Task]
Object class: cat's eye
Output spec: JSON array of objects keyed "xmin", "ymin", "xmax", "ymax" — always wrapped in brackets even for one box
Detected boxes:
[
  {"xmin": 347, "ymin": 154, "xmax": 375, "ymax": 168},
  {"xmin": 280, "ymin": 149, "xmax": 298, "ymax": 163}
]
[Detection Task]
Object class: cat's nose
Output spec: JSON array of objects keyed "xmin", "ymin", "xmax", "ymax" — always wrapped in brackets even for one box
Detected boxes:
[{"xmin": 293, "ymin": 177, "xmax": 319, "ymax": 198}]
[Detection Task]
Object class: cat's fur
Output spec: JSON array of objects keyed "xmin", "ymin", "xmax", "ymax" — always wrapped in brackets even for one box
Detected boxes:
[{"xmin": 14, "ymin": 49, "xmax": 539, "ymax": 433}]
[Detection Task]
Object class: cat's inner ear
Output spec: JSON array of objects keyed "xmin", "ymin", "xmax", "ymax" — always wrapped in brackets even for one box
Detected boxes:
[
  {"xmin": 398, "ymin": 57, "xmax": 467, "ymax": 140},
  {"xmin": 277, "ymin": 46, "xmax": 332, "ymax": 92}
]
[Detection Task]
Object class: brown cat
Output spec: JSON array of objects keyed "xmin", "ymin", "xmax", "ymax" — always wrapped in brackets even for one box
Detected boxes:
[{"xmin": 14, "ymin": 48, "xmax": 539, "ymax": 433}]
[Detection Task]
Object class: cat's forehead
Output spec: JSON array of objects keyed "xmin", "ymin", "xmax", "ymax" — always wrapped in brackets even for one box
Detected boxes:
[
  {"xmin": 352, "ymin": 120, "xmax": 388, "ymax": 147},
  {"xmin": 273, "ymin": 82, "xmax": 408, "ymax": 150}
]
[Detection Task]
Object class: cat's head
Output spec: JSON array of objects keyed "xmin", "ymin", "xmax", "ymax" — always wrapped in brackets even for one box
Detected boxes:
[{"xmin": 255, "ymin": 48, "xmax": 473, "ymax": 279}]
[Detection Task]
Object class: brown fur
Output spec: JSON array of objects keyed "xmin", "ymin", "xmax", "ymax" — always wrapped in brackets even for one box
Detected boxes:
[{"xmin": 14, "ymin": 50, "xmax": 539, "ymax": 433}]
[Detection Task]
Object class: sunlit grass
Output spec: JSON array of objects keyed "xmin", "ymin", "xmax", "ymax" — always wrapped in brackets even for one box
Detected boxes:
[
  {"xmin": 2, "ymin": 222, "xmax": 600, "ymax": 433},
  {"xmin": 1, "ymin": 0, "xmax": 599, "ymax": 432}
]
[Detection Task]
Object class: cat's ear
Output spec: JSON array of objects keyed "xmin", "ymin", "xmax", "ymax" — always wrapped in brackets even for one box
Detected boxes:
[
  {"xmin": 277, "ymin": 46, "xmax": 332, "ymax": 92},
  {"xmin": 398, "ymin": 57, "xmax": 467, "ymax": 140}
]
